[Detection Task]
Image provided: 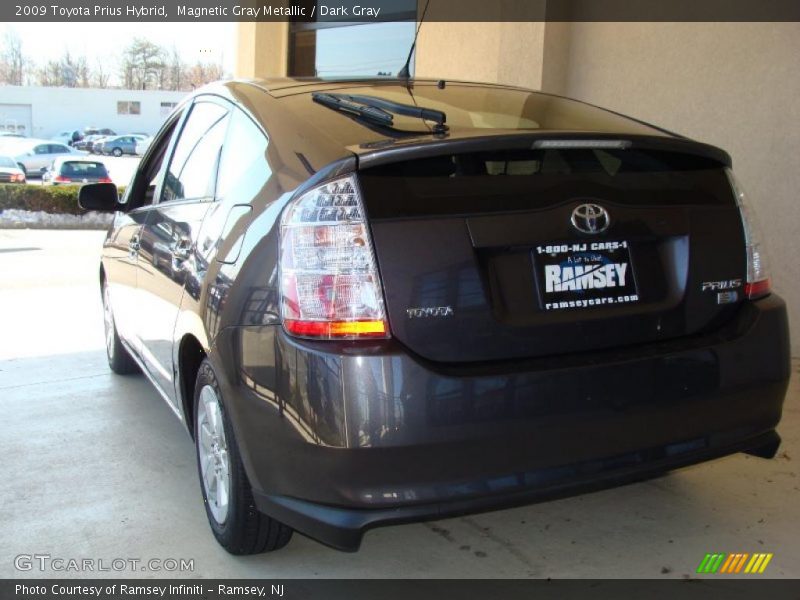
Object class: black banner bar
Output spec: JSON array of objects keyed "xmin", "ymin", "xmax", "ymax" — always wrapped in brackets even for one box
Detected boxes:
[
  {"xmin": 4, "ymin": 579, "xmax": 800, "ymax": 600},
  {"xmin": 3, "ymin": 0, "xmax": 800, "ymax": 23}
]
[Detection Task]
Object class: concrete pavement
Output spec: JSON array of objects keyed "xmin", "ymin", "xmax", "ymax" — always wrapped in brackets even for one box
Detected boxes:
[{"xmin": 1, "ymin": 229, "xmax": 798, "ymax": 578}]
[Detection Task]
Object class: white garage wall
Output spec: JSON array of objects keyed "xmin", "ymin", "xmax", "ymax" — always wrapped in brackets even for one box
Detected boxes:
[{"xmin": 0, "ymin": 86, "xmax": 188, "ymax": 139}]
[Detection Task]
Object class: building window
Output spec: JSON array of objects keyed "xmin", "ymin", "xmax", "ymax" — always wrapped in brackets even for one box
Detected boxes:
[
  {"xmin": 117, "ymin": 101, "xmax": 141, "ymax": 115},
  {"xmin": 288, "ymin": 3, "xmax": 417, "ymax": 78},
  {"xmin": 160, "ymin": 102, "xmax": 178, "ymax": 117}
]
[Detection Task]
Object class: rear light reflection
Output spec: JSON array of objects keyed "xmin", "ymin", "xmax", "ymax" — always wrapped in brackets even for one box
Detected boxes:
[
  {"xmin": 284, "ymin": 319, "xmax": 388, "ymax": 338},
  {"xmin": 727, "ymin": 169, "xmax": 772, "ymax": 301},
  {"xmin": 745, "ymin": 279, "xmax": 771, "ymax": 300}
]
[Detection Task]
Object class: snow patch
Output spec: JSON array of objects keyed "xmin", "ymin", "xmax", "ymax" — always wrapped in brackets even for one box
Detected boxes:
[{"xmin": 0, "ymin": 209, "xmax": 113, "ymax": 230}]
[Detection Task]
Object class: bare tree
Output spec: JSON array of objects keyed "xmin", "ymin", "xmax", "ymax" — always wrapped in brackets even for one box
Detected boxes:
[
  {"xmin": 185, "ymin": 61, "xmax": 226, "ymax": 90},
  {"xmin": 119, "ymin": 38, "xmax": 166, "ymax": 89},
  {"xmin": 0, "ymin": 29, "xmax": 26, "ymax": 85},
  {"xmin": 164, "ymin": 46, "xmax": 186, "ymax": 91},
  {"xmin": 33, "ymin": 50, "xmax": 92, "ymax": 87},
  {"xmin": 92, "ymin": 58, "xmax": 110, "ymax": 88},
  {"xmin": 36, "ymin": 59, "xmax": 62, "ymax": 87}
]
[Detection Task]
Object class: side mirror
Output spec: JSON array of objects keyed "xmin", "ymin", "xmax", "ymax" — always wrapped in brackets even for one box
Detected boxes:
[{"xmin": 78, "ymin": 183, "xmax": 121, "ymax": 212}]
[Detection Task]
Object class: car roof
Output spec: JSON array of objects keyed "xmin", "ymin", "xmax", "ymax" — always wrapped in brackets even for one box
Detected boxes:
[{"xmin": 182, "ymin": 78, "xmax": 730, "ymax": 178}]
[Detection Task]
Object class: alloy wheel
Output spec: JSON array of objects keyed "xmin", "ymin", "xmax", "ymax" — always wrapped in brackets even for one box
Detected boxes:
[{"xmin": 197, "ymin": 384, "xmax": 231, "ymax": 524}]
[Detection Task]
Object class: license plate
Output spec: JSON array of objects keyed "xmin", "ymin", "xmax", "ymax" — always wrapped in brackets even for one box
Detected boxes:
[{"xmin": 533, "ymin": 241, "xmax": 639, "ymax": 311}]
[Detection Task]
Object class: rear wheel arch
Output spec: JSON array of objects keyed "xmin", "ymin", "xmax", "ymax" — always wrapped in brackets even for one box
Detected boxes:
[{"xmin": 178, "ymin": 334, "xmax": 207, "ymax": 438}]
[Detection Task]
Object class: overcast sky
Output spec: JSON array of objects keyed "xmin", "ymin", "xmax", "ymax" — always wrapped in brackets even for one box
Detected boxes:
[{"xmin": 1, "ymin": 22, "xmax": 238, "ymax": 83}]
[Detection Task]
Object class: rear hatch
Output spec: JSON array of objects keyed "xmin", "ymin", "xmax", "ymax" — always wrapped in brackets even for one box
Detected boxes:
[{"xmin": 359, "ymin": 137, "xmax": 745, "ymax": 363}]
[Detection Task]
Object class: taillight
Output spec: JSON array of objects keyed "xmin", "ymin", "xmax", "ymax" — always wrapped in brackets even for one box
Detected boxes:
[
  {"xmin": 99, "ymin": 177, "xmax": 112, "ymax": 183},
  {"xmin": 279, "ymin": 174, "xmax": 389, "ymax": 339},
  {"xmin": 727, "ymin": 169, "xmax": 771, "ymax": 300},
  {"xmin": 10, "ymin": 173, "xmax": 24, "ymax": 183},
  {"xmin": 53, "ymin": 175, "xmax": 71, "ymax": 183}
]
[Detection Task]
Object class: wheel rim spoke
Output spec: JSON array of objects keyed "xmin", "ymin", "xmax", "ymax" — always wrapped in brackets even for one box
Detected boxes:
[{"xmin": 197, "ymin": 383, "xmax": 230, "ymax": 524}]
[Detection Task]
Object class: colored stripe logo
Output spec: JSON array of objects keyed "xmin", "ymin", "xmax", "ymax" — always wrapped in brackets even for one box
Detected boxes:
[{"xmin": 697, "ymin": 553, "xmax": 773, "ymax": 574}]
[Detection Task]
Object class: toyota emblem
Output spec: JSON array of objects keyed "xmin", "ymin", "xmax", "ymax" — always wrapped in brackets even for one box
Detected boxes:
[{"xmin": 571, "ymin": 203, "xmax": 610, "ymax": 234}]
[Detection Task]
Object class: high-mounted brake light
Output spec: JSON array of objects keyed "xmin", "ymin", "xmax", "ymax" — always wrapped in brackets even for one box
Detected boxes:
[
  {"xmin": 727, "ymin": 169, "xmax": 771, "ymax": 300},
  {"xmin": 279, "ymin": 175, "xmax": 390, "ymax": 339}
]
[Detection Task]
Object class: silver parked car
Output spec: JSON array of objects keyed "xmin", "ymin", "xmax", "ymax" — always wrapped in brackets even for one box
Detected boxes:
[
  {"xmin": 7, "ymin": 139, "xmax": 76, "ymax": 176},
  {"xmin": 97, "ymin": 134, "xmax": 148, "ymax": 157}
]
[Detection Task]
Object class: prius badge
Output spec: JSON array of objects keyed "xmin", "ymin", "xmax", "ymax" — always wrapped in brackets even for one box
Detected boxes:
[{"xmin": 571, "ymin": 203, "xmax": 610, "ymax": 234}]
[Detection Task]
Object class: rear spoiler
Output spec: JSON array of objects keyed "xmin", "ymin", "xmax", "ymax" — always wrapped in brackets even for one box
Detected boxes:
[{"xmin": 353, "ymin": 132, "xmax": 732, "ymax": 170}]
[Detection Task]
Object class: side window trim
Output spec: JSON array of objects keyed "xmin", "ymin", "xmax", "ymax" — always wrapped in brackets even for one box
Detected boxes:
[
  {"xmin": 123, "ymin": 107, "xmax": 188, "ymax": 213},
  {"xmin": 155, "ymin": 94, "xmax": 232, "ymax": 207}
]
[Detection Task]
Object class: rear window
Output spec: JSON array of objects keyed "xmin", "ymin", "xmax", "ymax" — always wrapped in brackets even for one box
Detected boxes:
[
  {"xmin": 60, "ymin": 161, "xmax": 108, "ymax": 177},
  {"xmin": 0, "ymin": 156, "xmax": 15, "ymax": 168},
  {"xmin": 359, "ymin": 149, "xmax": 734, "ymax": 218}
]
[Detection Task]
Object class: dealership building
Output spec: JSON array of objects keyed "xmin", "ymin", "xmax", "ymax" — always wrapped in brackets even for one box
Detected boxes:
[{"xmin": 0, "ymin": 86, "xmax": 187, "ymax": 138}]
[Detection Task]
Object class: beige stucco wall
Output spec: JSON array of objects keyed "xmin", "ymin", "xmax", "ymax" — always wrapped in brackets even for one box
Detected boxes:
[
  {"xmin": 235, "ymin": 22, "xmax": 288, "ymax": 79},
  {"xmin": 415, "ymin": 22, "xmax": 546, "ymax": 88},
  {"xmin": 558, "ymin": 23, "xmax": 800, "ymax": 352}
]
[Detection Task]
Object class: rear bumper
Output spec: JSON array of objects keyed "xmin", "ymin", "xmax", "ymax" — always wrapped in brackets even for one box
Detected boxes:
[
  {"xmin": 253, "ymin": 430, "xmax": 781, "ymax": 552},
  {"xmin": 211, "ymin": 295, "xmax": 790, "ymax": 551}
]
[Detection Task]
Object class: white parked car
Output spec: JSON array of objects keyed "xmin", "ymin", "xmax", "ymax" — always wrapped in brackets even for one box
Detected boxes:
[
  {"xmin": 6, "ymin": 139, "xmax": 76, "ymax": 176},
  {"xmin": 0, "ymin": 155, "xmax": 26, "ymax": 183},
  {"xmin": 134, "ymin": 136, "xmax": 152, "ymax": 156}
]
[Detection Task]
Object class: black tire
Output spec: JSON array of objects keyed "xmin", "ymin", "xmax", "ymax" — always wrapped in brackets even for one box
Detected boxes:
[
  {"xmin": 102, "ymin": 280, "xmax": 139, "ymax": 375},
  {"xmin": 194, "ymin": 359, "xmax": 293, "ymax": 555},
  {"xmin": 112, "ymin": 147, "xmax": 122, "ymax": 157},
  {"xmin": 17, "ymin": 163, "xmax": 26, "ymax": 176}
]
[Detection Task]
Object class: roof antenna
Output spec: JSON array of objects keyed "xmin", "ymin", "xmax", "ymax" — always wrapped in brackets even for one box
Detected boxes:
[{"xmin": 397, "ymin": 0, "xmax": 431, "ymax": 83}]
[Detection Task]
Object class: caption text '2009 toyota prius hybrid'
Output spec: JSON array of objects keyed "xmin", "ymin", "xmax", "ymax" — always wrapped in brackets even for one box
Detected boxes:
[{"xmin": 79, "ymin": 78, "xmax": 790, "ymax": 554}]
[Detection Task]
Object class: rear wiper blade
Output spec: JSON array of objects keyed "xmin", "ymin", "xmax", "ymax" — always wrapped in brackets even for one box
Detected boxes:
[
  {"xmin": 312, "ymin": 92, "xmax": 448, "ymax": 134},
  {"xmin": 311, "ymin": 92, "xmax": 395, "ymax": 128}
]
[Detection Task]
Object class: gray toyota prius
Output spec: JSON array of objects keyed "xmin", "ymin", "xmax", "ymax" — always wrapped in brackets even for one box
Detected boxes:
[{"xmin": 79, "ymin": 78, "xmax": 791, "ymax": 555}]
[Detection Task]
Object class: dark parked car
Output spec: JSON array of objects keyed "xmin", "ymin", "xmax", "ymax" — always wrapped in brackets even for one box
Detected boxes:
[
  {"xmin": 84, "ymin": 127, "xmax": 116, "ymax": 137},
  {"xmin": 74, "ymin": 134, "xmax": 105, "ymax": 152},
  {"xmin": 43, "ymin": 157, "xmax": 111, "ymax": 185},
  {"xmin": 79, "ymin": 79, "xmax": 790, "ymax": 556}
]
